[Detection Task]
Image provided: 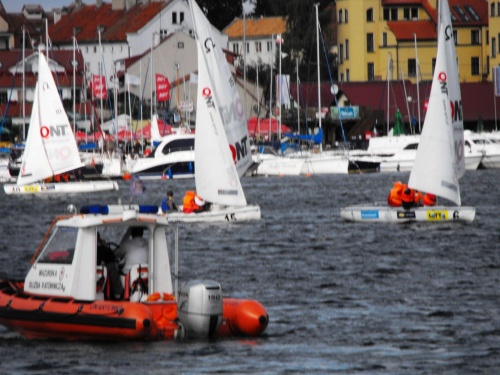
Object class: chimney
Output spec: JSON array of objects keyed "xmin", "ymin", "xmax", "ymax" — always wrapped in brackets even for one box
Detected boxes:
[
  {"xmin": 112, "ymin": 0, "xmax": 125, "ymax": 11},
  {"xmin": 75, "ymin": 0, "xmax": 83, "ymax": 9},
  {"xmin": 96, "ymin": 0, "xmax": 104, "ymax": 8}
]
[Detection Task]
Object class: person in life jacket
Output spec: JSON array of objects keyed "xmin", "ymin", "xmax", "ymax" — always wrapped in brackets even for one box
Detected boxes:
[
  {"xmin": 401, "ymin": 187, "xmax": 415, "ymax": 210},
  {"xmin": 387, "ymin": 182, "xmax": 404, "ymax": 207},
  {"xmin": 183, "ymin": 191, "xmax": 206, "ymax": 213}
]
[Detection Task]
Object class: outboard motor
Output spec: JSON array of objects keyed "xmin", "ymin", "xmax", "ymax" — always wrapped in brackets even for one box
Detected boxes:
[{"xmin": 177, "ymin": 280, "xmax": 223, "ymax": 338}]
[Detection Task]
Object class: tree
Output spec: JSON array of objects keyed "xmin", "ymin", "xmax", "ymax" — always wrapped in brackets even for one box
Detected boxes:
[{"xmin": 195, "ymin": 0, "xmax": 243, "ymax": 31}]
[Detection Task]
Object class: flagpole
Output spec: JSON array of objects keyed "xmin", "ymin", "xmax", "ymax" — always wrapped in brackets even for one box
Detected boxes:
[
  {"xmin": 98, "ymin": 29, "xmax": 104, "ymax": 154},
  {"xmin": 278, "ymin": 34, "xmax": 282, "ymax": 141},
  {"xmin": 269, "ymin": 34, "xmax": 273, "ymax": 142}
]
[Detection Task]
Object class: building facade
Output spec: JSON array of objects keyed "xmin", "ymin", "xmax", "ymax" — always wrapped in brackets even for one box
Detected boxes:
[{"xmin": 336, "ymin": 0, "xmax": 488, "ymax": 83}]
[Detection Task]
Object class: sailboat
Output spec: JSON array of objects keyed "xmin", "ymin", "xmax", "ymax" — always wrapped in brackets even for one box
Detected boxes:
[
  {"xmin": 340, "ymin": 0, "xmax": 475, "ymax": 223},
  {"xmin": 3, "ymin": 52, "xmax": 118, "ymax": 195},
  {"xmin": 165, "ymin": 0, "xmax": 260, "ymax": 223}
]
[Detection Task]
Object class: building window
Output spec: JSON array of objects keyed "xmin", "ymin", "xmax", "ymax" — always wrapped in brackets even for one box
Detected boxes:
[
  {"xmin": 404, "ymin": 8, "xmax": 410, "ymax": 20},
  {"xmin": 172, "ymin": 12, "xmax": 177, "ymax": 24},
  {"xmin": 94, "ymin": 46, "xmax": 97, "ymax": 53},
  {"xmin": 408, "ymin": 58, "xmax": 416, "ymax": 77},
  {"xmin": 255, "ymin": 41, "xmax": 262, "ymax": 52},
  {"xmin": 180, "ymin": 12, "xmax": 184, "ymax": 24},
  {"xmin": 339, "ymin": 44, "xmax": 344, "ymax": 64},
  {"xmin": 338, "ymin": 10, "xmax": 342, "ymax": 24},
  {"xmin": 233, "ymin": 43, "xmax": 239, "ymax": 54},
  {"xmin": 367, "ymin": 63, "xmax": 374, "ymax": 81},
  {"xmin": 345, "ymin": 39, "xmax": 349, "ymax": 60},
  {"xmin": 471, "ymin": 30, "xmax": 480, "ymax": 45},
  {"xmin": 340, "ymin": 73, "xmax": 344, "ymax": 82},
  {"xmin": 0, "ymin": 91, "xmax": 8, "ymax": 104},
  {"xmin": 391, "ymin": 8, "xmax": 398, "ymax": 21},
  {"xmin": 86, "ymin": 46, "xmax": 89, "ymax": 53},
  {"xmin": 346, "ymin": 69, "xmax": 350, "ymax": 82},
  {"xmin": 367, "ymin": 33, "xmax": 374, "ymax": 53},
  {"xmin": 382, "ymin": 32, "xmax": 387, "ymax": 47},
  {"xmin": 178, "ymin": 42, "xmax": 184, "ymax": 49},
  {"xmin": 453, "ymin": 30, "xmax": 458, "ymax": 45},
  {"xmin": 267, "ymin": 41, "xmax": 272, "ymax": 51},
  {"xmin": 344, "ymin": 10, "xmax": 348, "ymax": 23},
  {"xmin": 366, "ymin": 8, "xmax": 373, "ymax": 22},
  {"xmin": 487, "ymin": 30, "xmax": 489, "ymax": 45},
  {"xmin": 411, "ymin": 7, "xmax": 418, "ymax": 19},
  {"xmin": 498, "ymin": 2, "xmax": 500, "ymax": 16},
  {"xmin": 471, "ymin": 57, "xmax": 479, "ymax": 75},
  {"xmin": 432, "ymin": 58, "xmax": 436, "ymax": 75},
  {"xmin": 491, "ymin": 2, "xmax": 495, "ymax": 17},
  {"xmin": 246, "ymin": 42, "xmax": 249, "ymax": 53},
  {"xmin": 492, "ymin": 38, "xmax": 496, "ymax": 57},
  {"xmin": 383, "ymin": 8, "xmax": 390, "ymax": 21}
]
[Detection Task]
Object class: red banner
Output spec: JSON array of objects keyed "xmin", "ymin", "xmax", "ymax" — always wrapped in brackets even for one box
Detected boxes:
[
  {"xmin": 156, "ymin": 74, "xmax": 170, "ymax": 102},
  {"xmin": 93, "ymin": 75, "xmax": 107, "ymax": 99}
]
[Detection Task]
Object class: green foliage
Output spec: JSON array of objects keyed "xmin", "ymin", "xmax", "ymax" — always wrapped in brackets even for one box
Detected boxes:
[{"xmin": 196, "ymin": 0, "xmax": 243, "ymax": 31}]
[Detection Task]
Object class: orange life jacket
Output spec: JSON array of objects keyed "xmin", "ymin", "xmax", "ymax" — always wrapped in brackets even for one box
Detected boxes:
[
  {"xmin": 421, "ymin": 193, "xmax": 436, "ymax": 206},
  {"xmin": 401, "ymin": 185, "xmax": 415, "ymax": 209},
  {"xmin": 183, "ymin": 191, "xmax": 200, "ymax": 213},
  {"xmin": 387, "ymin": 182, "xmax": 404, "ymax": 207}
]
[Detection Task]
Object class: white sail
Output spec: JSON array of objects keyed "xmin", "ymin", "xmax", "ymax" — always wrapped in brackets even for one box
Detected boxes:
[
  {"xmin": 408, "ymin": 0, "xmax": 462, "ymax": 205},
  {"xmin": 17, "ymin": 53, "xmax": 84, "ymax": 185},
  {"xmin": 151, "ymin": 114, "xmax": 162, "ymax": 145},
  {"xmin": 190, "ymin": 0, "xmax": 247, "ymax": 206}
]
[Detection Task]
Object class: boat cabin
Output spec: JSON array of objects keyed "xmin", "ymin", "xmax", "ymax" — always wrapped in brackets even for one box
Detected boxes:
[{"xmin": 24, "ymin": 205, "xmax": 173, "ymax": 302}]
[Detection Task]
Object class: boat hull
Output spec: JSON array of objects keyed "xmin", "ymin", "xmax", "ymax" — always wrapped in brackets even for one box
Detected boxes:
[
  {"xmin": 340, "ymin": 204, "xmax": 476, "ymax": 223},
  {"xmin": 3, "ymin": 181, "xmax": 119, "ymax": 195},
  {"xmin": 0, "ymin": 281, "xmax": 267, "ymax": 341},
  {"xmin": 165, "ymin": 204, "xmax": 261, "ymax": 223}
]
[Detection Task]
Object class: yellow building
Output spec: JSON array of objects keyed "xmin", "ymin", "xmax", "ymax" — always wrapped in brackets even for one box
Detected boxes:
[{"xmin": 337, "ymin": 0, "xmax": 488, "ymax": 83}]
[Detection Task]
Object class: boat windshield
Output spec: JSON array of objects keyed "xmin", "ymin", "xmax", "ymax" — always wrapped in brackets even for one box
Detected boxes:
[{"xmin": 37, "ymin": 227, "xmax": 78, "ymax": 265}]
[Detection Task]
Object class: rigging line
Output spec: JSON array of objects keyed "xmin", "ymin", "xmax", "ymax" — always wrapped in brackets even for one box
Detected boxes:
[
  {"xmin": 133, "ymin": 56, "xmax": 151, "ymax": 142},
  {"xmin": 318, "ymin": 23, "xmax": 347, "ymax": 149},
  {"xmin": 101, "ymin": 53, "xmax": 119, "ymax": 151},
  {"xmin": 374, "ymin": 79, "xmax": 387, "ymax": 134},
  {"xmin": 298, "ymin": 82, "xmax": 311, "ymax": 147},
  {"xmin": 0, "ymin": 50, "xmax": 21, "ymax": 138},
  {"xmin": 49, "ymin": 40, "xmax": 62, "ymax": 101}
]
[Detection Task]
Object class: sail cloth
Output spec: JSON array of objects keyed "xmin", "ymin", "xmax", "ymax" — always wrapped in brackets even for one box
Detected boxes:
[
  {"xmin": 17, "ymin": 53, "xmax": 84, "ymax": 186},
  {"xmin": 189, "ymin": 0, "xmax": 249, "ymax": 206},
  {"xmin": 408, "ymin": 0, "xmax": 463, "ymax": 205}
]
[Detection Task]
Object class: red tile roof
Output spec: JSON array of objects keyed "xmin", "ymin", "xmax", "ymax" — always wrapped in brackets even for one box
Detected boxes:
[
  {"xmin": 49, "ymin": 2, "xmax": 170, "ymax": 44},
  {"xmin": 0, "ymin": 50, "xmax": 84, "ymax": 75},
  {"xmin": 0, "ymin": 102, "xmax": 33, "ymax": 118},
  {"xmin": 387, "ymin": 20, "xmax": 436, "ymax": 41},
  {"xmin": 223, "ymin": 17, "xmax": 287, "ymax": 39},
  {"xmin": 323, "ymin": 81, "xmax": 497, "ymax": 123},
  {"xmin": 0, "ymin": 72, "xmax": 83, "ymax": 89}
]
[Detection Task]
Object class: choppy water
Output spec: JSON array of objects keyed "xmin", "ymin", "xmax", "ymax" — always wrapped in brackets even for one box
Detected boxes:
[{"xmin": 0, "ymin": 170, "xmax": 499, "ymax": 374}]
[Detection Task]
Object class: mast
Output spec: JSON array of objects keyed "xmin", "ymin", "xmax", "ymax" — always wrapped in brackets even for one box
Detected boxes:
[
  {"xmin": 73, "ymin": 36, "xmax": 76, "ymax": 133},
  {"xmin": 278, "ymin": 34, "xmax": 282, "ymax": 141},
  {"xmin": 269, "ymin": 34, "xmax": 273, "ymax": 142},
  {"xmin": 414, "ymin": 33, "xmax": 421, "ymax": 133},
  {"xmin": 98, "ymin": 28, "xmax": 103, "ymax": 152},
  {"xmin": 315, "ymin": 3, "xmax": 322, "ymax": 153},
  {"xmin": 22, "ymin": 26, "xmax": 25, "ymax": 141},
  {"xmin": 387, "ymin": 53, "xmax": 390, "ymax": 134},
  {"xmin": 296, "ymin": 58, "xmax": 300, "ymax": 136},
  {"xmin": 243, "ymin": 12, "xmax": 247, "ymax": 120}
]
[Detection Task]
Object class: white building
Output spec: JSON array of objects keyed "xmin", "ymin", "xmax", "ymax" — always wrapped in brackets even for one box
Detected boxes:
[{"xmin": 223, "ymin": 16, "xmax": 287, "ymax": 68}]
